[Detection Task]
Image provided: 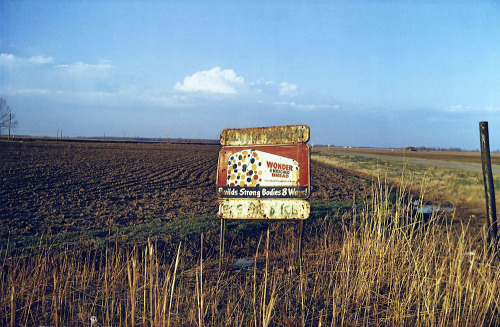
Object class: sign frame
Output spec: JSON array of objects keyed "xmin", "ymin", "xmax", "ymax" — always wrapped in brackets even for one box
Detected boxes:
[{"xmin": 217, "ymin": 125, "xmax": 311, "ymax": 221}]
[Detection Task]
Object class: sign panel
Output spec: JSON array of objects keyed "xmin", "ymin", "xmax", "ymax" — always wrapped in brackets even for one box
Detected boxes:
[
  {"xmin": 218, "ymin": 198, "xmax": 310, "ymax": 220},
  {"xmin": 217, "ymin": 125, "xmax": 311, "ymax": 220},
  {"xmin": 216, "ymin": 144, "xmax": 310, "ymax": 199},
  {"xmin": 220, "ymin": 125, "xmax": 310, "ymax": 146}
]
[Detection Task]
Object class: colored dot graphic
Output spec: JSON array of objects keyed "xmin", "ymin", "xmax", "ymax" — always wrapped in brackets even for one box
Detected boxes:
[{"xmin": 227, "ymin": 149, "xmax": 262, "ymax": 187}]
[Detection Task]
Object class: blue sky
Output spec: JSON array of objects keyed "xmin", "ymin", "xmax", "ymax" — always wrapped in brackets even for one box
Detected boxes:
[{"xmin": 1, "ymin": 1, "xmax": 500, "ymax": 149}]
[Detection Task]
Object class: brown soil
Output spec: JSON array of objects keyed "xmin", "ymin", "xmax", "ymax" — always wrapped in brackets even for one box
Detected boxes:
[{"xmin": 0, "ymin": 141, "xmax": 369, "ymax": 240}]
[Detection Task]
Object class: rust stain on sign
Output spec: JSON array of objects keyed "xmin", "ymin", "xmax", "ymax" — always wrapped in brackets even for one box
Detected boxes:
[
  {"xmin": 220, "ymin": 125, "xmax": 310, "ymax": 146},
  {"xmin": 218, "ymin": 198, "xmax": 310, "ymax": 220}
]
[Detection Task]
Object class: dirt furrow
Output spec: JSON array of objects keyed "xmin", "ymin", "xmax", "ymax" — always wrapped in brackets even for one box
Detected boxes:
[{"xmin": 1, "ymin": 141, "xmax": 368, "ymax": 238}]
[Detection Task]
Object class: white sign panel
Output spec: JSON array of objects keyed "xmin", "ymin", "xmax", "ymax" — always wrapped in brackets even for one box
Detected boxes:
[{"xmin": 218, "ymin": 198, "xmax": 310, "ymax": 220}]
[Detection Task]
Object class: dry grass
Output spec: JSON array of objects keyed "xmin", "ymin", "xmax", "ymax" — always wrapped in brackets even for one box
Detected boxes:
[
  {"xmin": 312, "ymin": 151, "xmax": 497, "ymax": 218},
  {"xmin": 1, "ymin": 181, "xmax": 500, "ymax": 326}
]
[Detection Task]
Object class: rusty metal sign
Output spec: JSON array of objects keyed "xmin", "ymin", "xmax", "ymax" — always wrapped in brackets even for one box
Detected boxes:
[
  {"xmin": 218, "ymin": 198, "xmax": 310, "ymax": 220},
  {"xmin": 220, "ymin": 125, "xmax": 310, "ymax": 146},
  {"xmin": 217, "ymin": 125, "xmax": 310, "ymax": 220},
  {"xmin": 216, "ymin": 144, "xmax": 310, "ymax": 199}
]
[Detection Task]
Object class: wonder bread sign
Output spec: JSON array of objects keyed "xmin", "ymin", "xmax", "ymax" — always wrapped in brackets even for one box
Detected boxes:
[{"xmin": 217, "ymin": 125, "xmax": 310, "ymax": 220}]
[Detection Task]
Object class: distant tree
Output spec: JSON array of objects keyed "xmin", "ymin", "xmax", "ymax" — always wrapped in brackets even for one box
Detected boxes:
[{"xmin": 0, "ymin": 97, "xmax": 19, "ymax": 140}]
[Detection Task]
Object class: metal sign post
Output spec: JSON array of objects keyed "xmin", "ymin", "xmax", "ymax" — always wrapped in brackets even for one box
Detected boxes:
[{"xmin": 216, "ymin": 125, "xmax": 311, "ymax": 265}]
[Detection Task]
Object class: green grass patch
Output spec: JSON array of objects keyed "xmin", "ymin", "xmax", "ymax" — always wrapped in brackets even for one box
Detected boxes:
[{"xmin": 2, "ymin": 200, "xmax": 363, "ymax": 253}]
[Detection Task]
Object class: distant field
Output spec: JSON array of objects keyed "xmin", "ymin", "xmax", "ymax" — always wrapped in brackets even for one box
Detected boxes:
[{"xmin": 318, "ymin": 146, "xmax": 500, "ymax": 165}]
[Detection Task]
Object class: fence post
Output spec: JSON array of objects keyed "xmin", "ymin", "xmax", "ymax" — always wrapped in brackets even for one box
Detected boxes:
[{"xmin": 479, "ymin": 121, "xmax": 499, "ymax": 250}]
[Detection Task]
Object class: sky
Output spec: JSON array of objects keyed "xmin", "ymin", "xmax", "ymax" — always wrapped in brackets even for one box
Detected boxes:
[{"xmin": 1, "ymin": 1, "xmax": 500, "ymax": 149}]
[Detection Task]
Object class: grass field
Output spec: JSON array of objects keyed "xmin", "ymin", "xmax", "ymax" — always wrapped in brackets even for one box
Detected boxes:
[
  {"xmin": 2, "ymin": 182, "xmax": 499, "ymax": 326},
  {"xmin": 2, "ymin": 141, "xmax": 500, "ymax": 326},
  {"xmin": 312, "ymin": 147, "xmax": 500, "ymax": 228}
]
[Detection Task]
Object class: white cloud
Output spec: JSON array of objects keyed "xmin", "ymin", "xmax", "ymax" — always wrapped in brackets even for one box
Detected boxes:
[
  {"xmin": 27, "ymin": 55, "xmax": 54, "ymax": 65},
  {"xmin": 0, "ymin": 87, "xmax": 50, "ymax": 96},
  {"xmin": 250, "ymin": 80, "xmax": 274, "ymax": 86},
  {"xmin": 54, "ymin": 60, "xmax": 116, "ymax": 80},
  {"xmin": 446, "ymin": 105, "xmax": 500, "ymax": 113},
  {"xmin": 0, "ymin": 53, "xmax": 53, "ymax": 67},
  {"xmin": 174, "ymin": 67, "xmax": 244, "ymax": 94},
  {"xmin": 20, "ymin": 85, "xmax": 196, "ymax": 110},
  {"xmin": 0, "ymin": 53, "xmax": 17, "ymax": 66},
  {"xmin": 447, "ymin": 105, "xmax": 469, "ymax": 112},
  {"xmin": 273, "ymin": 101, "xmax": 341, "ymax": 111},
  {"xmin": 251, "ymin": 80, "xmax": 299, "ymax": 97},
  {"xmin": 279, "ymin": 82, "xmax": 298, "ymax": 96}
]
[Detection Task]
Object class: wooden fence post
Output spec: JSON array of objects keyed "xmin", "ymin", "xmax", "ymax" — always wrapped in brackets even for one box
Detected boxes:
[{"xmin": 479, "ymin": 121, "xmax": 499, "ymax": 250}]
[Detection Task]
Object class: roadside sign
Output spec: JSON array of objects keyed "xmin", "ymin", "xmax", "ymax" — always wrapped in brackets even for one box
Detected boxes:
[
  {"xmin": 220, "ymin": 125, "xmax": 310, "ymax": 146},
  {"xmin": 217, "ymin": 125, "xmax": 310, "ymax": 220}
]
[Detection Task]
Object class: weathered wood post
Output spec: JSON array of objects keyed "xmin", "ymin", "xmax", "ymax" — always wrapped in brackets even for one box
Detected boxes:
[{"xmin": 479, "ymin": 121, "xmax": 499, "ymax": 250}]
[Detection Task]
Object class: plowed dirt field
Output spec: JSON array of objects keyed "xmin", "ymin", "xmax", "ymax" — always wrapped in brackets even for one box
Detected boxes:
[{"xmin": 0, "ymin": 141, "xmax": 369, "ymax": 241}]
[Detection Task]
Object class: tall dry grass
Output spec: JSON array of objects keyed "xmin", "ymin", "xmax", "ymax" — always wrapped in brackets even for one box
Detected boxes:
[
  {"xmin": 313, "ymin": 151, "xmax": 492, "ymax": 214},
  {"xmin": 1, "ymin": 181, "xmax": 500, "ymax": 326}
]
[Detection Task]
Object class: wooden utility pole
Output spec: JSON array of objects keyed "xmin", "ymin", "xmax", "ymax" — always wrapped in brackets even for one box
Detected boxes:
[{"xmin": 479, "ymin": 121, "xmax": 499, "ymax": 251}]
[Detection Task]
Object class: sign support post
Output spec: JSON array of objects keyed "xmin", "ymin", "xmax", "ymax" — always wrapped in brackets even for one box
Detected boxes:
[
  {"xmin": 298, "ymin": 220, "xmax": 304, "ymax": 268},
  {"xmin": 219, "ymin": 218, "xmax": 226, "ymax": 265}
]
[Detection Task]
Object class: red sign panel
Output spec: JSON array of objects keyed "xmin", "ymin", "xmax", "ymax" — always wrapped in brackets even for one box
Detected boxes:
[{"xmin": 216, "ymin": 144, "xmax": 310, "ymax": 199}]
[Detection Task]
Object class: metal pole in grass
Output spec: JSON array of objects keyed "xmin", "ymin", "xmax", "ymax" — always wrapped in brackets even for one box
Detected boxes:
[
  {"xmin": 298, "ymin": 221, "xmax": 304, "ymax": 268},
  {"xmin": 479, "ymin": 121, "xmax": 499, "ymax": 251},
  {"xmin": 219, "ymin": 218, "xmax": 226, "ymax": 264}
]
